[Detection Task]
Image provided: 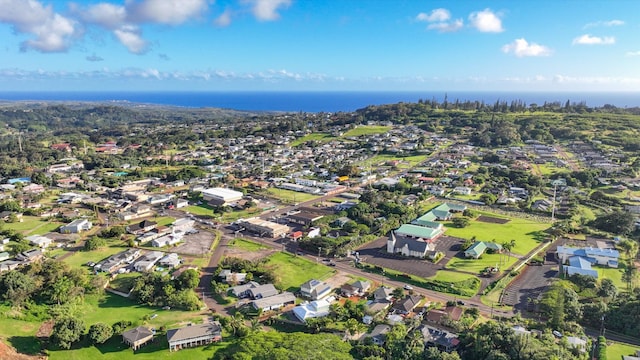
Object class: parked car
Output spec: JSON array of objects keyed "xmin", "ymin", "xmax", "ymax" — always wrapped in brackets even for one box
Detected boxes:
[{"xmin": 403, "ymin": 284, "xmax": 414, "ymax": 290}]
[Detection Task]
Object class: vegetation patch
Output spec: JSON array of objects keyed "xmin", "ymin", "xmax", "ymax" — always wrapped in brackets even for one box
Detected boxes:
[
  {"xmin": 342, "ymin": 125, "xmax": 391, "ymax": 137},
  {"xmin": 265, "ymin": 188, "xmax": 320, "ymax": 203},
  {"xmin": 263, "ymin": 252, "xmax": 335, "ymax": 292},
  {"xmin": 446, "ymin": 253, "xmax": 519, "ymax": 274},
  {"xmin": 228, "ymin": 238, "xmax": 268, "ymax": 252}
]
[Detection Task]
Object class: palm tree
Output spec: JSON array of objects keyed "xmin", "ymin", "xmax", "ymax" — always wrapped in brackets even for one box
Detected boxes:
[{"xmin": 250, "ymin": 318, "xmax": 262, "ymax": 332}]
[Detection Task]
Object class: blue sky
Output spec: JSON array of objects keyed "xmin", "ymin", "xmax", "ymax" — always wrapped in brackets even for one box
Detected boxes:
[{"xmin": 1, "ymin": 0, "xmax": 639, "ymax": 91}]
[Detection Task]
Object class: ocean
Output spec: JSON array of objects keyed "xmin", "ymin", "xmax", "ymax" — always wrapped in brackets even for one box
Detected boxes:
[{"xmin": 0, "ymin": 91, "xmax": 638, "ymax": 112}]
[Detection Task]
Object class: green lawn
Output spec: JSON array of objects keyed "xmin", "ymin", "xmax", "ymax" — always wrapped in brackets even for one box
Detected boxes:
[
  {"xmin": 109, "ymin": 272, "xmax": 141, "ymax": 293},
  {"xmin": 442, "ymin": 214, "xmax": 550, "ymax": 256},
  {"xmin": 607, "ymin": 341, "xmax": 639, "ymax": 360},
  {"xmin": 289, "ymin": 133, "xmax": 336, "ymax": 147},
  {"xmin": 184, "ymin": 204, "xmax": 215, "ymax": 216},
  {"xmin": 429, "ymin": 270, "xmax": 478, "ymax": 283},
  {"xmin": 598, "ymin": 266, "xmax": 626, "ymax": 290},
  {"xmin": 4, "ymin": 216, "xmax": 64, "ymax": 236},
  {"xmin": 356, "ymin": 154, "xmax": 429, "ymax": 169},
  {"xmin": 342, "ymin": 125, "xmax": 391, "ymax": 137},
  {"xmin": 446, "ymin": 253, "xmax": 519, "ymax": 274},
  {"xmin": 264, "ymin": 252, "xmax": 336, "ymax": 292},
  {"xmin": 62, "ymin": 245, "xmax": 128, "ymax": 269},
  {"xmin": 152, "ymin": 216, "xmax": 176, "ymax": 227},
  {"xmin": 266, "ymin": 188, "xmax": 320, "ymax": 203},
  {"xmin": 228, "ymin": 238, "xmax": 268, "ymax": 251}
]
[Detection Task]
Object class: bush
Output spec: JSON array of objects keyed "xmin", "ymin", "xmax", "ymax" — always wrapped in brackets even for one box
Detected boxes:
[
  {"xmin": 88, "ymin": 323, "xmax": 113, "ymax": 345},
  {"xmin": 112, "ymin": 320, "xmax": 132, "ymax": 334}
]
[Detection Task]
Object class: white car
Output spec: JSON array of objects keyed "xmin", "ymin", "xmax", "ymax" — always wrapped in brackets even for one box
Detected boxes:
[{"xmin": 403, "ymin": 284, "xmax": 414, "ymax": 290}]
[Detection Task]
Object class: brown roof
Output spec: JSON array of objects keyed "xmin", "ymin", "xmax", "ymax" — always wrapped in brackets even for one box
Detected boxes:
[
  {"xmin": 122, "ymin": 326, "xmax": 154, "ymax": 343},
  {"xmin": 166, "ymin": 323, "xmax": 221, "ymax": 343}
]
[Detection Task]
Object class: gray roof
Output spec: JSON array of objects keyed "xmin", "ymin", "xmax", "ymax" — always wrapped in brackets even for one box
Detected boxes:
[
  {"xmin": 166, "ymin": 323, "xmax": 221, "ymax": 343},
  {"xmin": 251, "ymin": 292, "xmax": 296, "ymax": 309},
  {"xmin": 249, "ymin": 284, "xmax": 278, "ymax": 299},
  {"xmin": 122, "ymin": 326, "xmax": 154, "ymax": 343},
  {"xmin": 392, "ymin": 233, "xmax": 430, "ymax": 253}
]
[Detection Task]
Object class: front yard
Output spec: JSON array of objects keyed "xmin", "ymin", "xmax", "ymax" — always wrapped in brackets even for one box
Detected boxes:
[{"xmin": 264, "ymin": 252, "xmax": 336, "ymax": 292}]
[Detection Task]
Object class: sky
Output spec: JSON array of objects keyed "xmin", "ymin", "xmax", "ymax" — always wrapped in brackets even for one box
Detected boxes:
[{"xmin": 1, "ymin": 0, "xmax": 640, "ymax": 92}]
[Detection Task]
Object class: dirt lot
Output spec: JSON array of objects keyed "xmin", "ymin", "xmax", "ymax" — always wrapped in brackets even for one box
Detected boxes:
[
  {"xmin": 355, "ymin": 236, "xmax": 464, "ymax": 279},
  {"xmin": 0, "ymin": 341, "xmax": 45, "ymax": 360},
  {"xmin": 223, "ymin": 247, "xmax": 278, "ymax": 262},
  {"xmin": 173, "ymin": 230, "xmax": 215, "ymax": 255},
  {"xmin": 477, "ymin": 215, "xmax": 510, "ymax": 224}
]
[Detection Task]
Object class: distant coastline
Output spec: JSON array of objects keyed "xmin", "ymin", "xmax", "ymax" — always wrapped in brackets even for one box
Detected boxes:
[{"xmin": 0, "ymin": 91, "xmax": 638, "ymax": 112}]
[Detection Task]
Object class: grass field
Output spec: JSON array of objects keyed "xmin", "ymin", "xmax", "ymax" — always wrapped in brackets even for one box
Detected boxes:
[
  {"xmin": 607, "ymin": 342, "xmax": 639, "ymax": 360},
  {"xmin": 228, "ymin": 238, "xmax": 268, "ymax": 251},
  {"xmin": 266, "ymin": 188, "xmax": 320, "ymax": 203},
  {"xmin": 446, "ymin": 253, "xmax": 519, "ymax": 274},
  {"xmin": 109, "ymin": 272, "xmax": 141, "ymax": 293},
  {"xmin": 342, "ymin": 125, "xmax": 391, "ymax": 137},
  {"xmin": 597, "ymin": 266, "xmax": 626, "ymax": 290},
  {"xmin": 264, "ymin": 252, "xmax": 336, "ymax": 292},
  {"xmin": 442, "ymin": 214, "xmax": 550, "ymax": 256},
  {"xmin": 289, "ymin": 133, "xmax": 336, "ymax": 147},
  {"xmin": 357, "ymin": 154, "xmax": 429, "ymax": 169},
  {"xmin": 152, "ymin": 216, "xmax": 176, "ymax": 227},
  {"xmin": 62, "ymin": 245, "xmax": 128, "ymax": 269},
  {"xmin": 3, "ymin": 216, "xmax": 64, "ymax": 236},
  {"xmin": 184, "ymin": 204, "xmax": 215, "ymax": 216},
  {"xmin": 429, "ymin": 270, "xmax": 478, "ymax": 283}
]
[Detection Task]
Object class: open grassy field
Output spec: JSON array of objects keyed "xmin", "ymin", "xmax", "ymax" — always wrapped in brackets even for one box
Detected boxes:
[
  {"xmin": 607, "ymin": 341, "xmax": 640, "ymax": 360},
  {"xmin": 3, "ymin": 216, "xmax": 64, "ymax": 236},
  {"xmin": 357, "ymin": 154, "xmax": 429, "ymax": 169},
  {"xmin": 266, "ymin": 188, "xmax": 320, "ymax": 203},
  {"xmin": 289, "ymin": 133, "xmax": 336, "ymax": 147},
  {"xmin": 446, "ymin": 253, "xmax": 519, "ymax": 274},
  {"xmin": 152, "ymin": 216, "xmax": 176, "ymax": 227},
  {"xmin": 109, "ymin": 272, "xmax": 141, "ymax": 293},
  {"xmin": 342, "ymin": 125, "xmax": 391, "ymax": 137},
  {"xmin": 597, "ymin": 266, "xmax": 626, "ymax": 290},
  {"xmin": 62, "ymin": 245, "xmax": 128, "ymax": 269},
  {"xmin": 264, "ymin": 252, "xmax": 336, "ymax": 292},
  {"xmin": 184, "ymin": 204, "xmax": 215, "ymax": 216},
  {"xmin": 442, "ymin": 213, "xmax": 550, "ymax": 256},
  {"xmin": 429, "ymin": 270, "xmax": 478, "ymax": 283},
  {"xmin": 228, "ymin": 238, "xmax": 268, "ymax": 251}
]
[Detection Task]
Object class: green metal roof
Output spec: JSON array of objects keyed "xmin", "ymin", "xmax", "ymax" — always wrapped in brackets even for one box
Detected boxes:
[
  {"xmin": 396, "ymin": 224, "xmax": 443, "ymax": 239},
  {"xmin": 464, "ymin": 241, "xmax": 487, "ymax": 257}
]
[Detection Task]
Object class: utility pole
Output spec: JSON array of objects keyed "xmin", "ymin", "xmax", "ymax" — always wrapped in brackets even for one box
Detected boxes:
[{"xmin": 551, "ymin": 182, "xmax": 558, "ymax": 221}]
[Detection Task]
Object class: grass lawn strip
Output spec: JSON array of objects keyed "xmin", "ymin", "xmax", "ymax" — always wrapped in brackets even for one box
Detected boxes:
[
  {"xmin": 597, "ymin": 267, "xmax": 626, "ymax": 290},
  {"xmin": 342, "ymin": 125, "xmax": 391, "ymax": 137},
  {"xmin": 62, "ymin": 245, "xmax": 128, "ymax": 269},
  {"xmin": 446, "ymin": 254, "xmax": 519, "ymax": 274},
  {"xmin": 606, "ymin": 342, "xmax": 640, "ymax": 360},
  {"xmin": 4, "ymin": 216, "xmax": 64, "ymax": 236},
  {"xmin": 184, "ymin": 205, "xmax": 215, "ymax": 216},
  {"xmin": 264, "ymin": 252, "xmax": 335, "ymax": 292},
  {"xmin": 228, "ymin": 238, "xmax": 268, "ymax": 251},
  {"xmin": 265, "ymin": 188, "xmax": 321, "ymax": 203}
]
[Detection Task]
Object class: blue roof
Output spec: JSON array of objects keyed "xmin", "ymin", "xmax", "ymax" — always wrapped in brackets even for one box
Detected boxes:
[
  {"xmin": 584, "ymin": 247, "xmax": 619, "ymax": 259},
  {"xmin": 568, "ymin": 256, "xmax": 593, "ymax": 270},
  {"xmin": 565, "ymin": 266, "xmax": 598, "ymax": 279}
]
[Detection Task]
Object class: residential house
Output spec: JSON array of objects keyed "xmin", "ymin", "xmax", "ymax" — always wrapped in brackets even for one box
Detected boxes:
[
  {"xmin": 15, "ymin": 249, "xmax": 43, "ymax": 263},
  {"xmin": 420, "ymin": 325, "xmax": 460, "ymax": 352},
  {"xmin": 557, "ymin": 246, "xmax": 620, "ymax": 268},
  {"xmin": 425, "ymin": 306, "xmax": 463, "ymax": 324},
  {"xmin": 373, "ymin": 287, "xmax": 394, "ymax": 302},
  {"xmin": 340, "ymin": 280, "xmax": 371, "ymax": 297},
  {"xmin": 293, "ymin": 297, "xmax": 334, "ymax": 322},
  {"xmin": 566, "ymin": 336, "xmax": 588, "ymax": 353},
  {"xmin": 365, "ymin": 299, "xmax": 391, "ymax": 315},
  {"xmin": 218, "ymin": 269, "xmax": 247, "ymax": 284},
  {"xmin": 133, "ymin": 251, "xmax": 164, "ymax": 272},
  {"xmin": 95, "ymin": 249, "xmax": 142, "ymax": 273},
  {"xmin": 464, "ymin": 241, "xmax": 502, "ymax": 259},
  {"xmin": 563, "ymin": 256, "xmax": 599, "ymax": 279},
  {"xmin": 0, "ymin": 259, "xmax": 22, "ymax": 272},
  {"xmin": 122, "ymin": 326, "xmax": 154, "ymax": 350},
  {"xmin": 59, "ymin": 218, "xmax": 92, "ymax": 234},
  {"xmin": 229, "ymin": 281, "xmax": 260, "ymax": 298},
  {"xmin": 166, "ymin": 322, "xmax": 222, "ymax": 352},
  {"xmin": 300, "ymin": 279, "xmax": 332, "ymax": 300},
  {"xmin": 0, "ymin": 252, "xmax": 9, "ymax": 262},
  {"xmin": 392, "ymin": 295, "xmax": 421, "ymax": 315},
  {"xmin": 158, "ymin": 253, "xmax": 181, "ymax": 268},
  {"xmin": 126, "ymin": 220, "xmax": 158, "ymax": 235},
  {"xmin": 26, "ymin": 235, "xmax": 52, "ymax": 248},
  {"xmin": 248, "ymin": 284, "xmax": 278, "ymax": 299},
  {"xmin": 151, "ymin": 234, "xmax": 182, "ymax": 248},
  {"xmin": 367, "ymin": 324, "xmax": 391, "ymax": 346},
  {"xmin": 251, "ymin": 292, "xmax": 296, "ymax": 312}
]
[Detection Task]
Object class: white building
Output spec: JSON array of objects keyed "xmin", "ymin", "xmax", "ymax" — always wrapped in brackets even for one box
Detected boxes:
[
  {"xmin": 152, "ymin": 234, "xmax": 182, "ymax": 248},
  {"xmin": 202, "ymin": 187, "xmax": 244, "ymax": 206},
  {"xmin": 26, "ymin": 235, "xmax": 52, "ymax": 248},
  {"xmin": 293, "ymin": 296, "xmax": 335, "ymax": 322},
  {"xmin": 59, "ymin": 219, "xmax": 92, "ymax": 234}
]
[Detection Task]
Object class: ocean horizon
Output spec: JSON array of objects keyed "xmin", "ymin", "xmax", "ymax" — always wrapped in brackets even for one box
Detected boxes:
[{"xmin": 0, "ymin": 91, "xmax": 638, "ymax": 112}]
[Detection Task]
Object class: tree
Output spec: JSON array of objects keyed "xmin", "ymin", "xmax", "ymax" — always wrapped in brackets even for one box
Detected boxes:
[
  {"xmin": 598, "ymin": 278, "xmax": 617, "ymax": 300},
  {"xmin": 622, "ymin": 261, "xmax": 638, "ymax": 291},
  {"xmin": 480, "ymin": 193, "xmax": 497, "ymax": 205},
  {"xmin": 0, "ymin": 270, "xmax": 36, "ymax": 306},
  {"xmin": 177, "ymin": 269, "xmax": 199, "ymax": 290},
  {"xmin": 51, "ymin": 317, "xmax": 85, "ymax": 349},
  {"xmin": 88, "ymin": 322, "xmax": 113, "ymax": 345},
  {"xmin": 591, "ymin": 211, "xmax": 636, "ymax": 235},
  {"xmin": 84, "ymin": 236, "xmax": 106, "ymax": 251},
  {"xmin": 452, "ymin": 217, "xmax": 470, "ymax": 228}
]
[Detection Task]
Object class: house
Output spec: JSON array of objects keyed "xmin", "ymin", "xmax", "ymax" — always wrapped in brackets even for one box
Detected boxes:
[
  {"xmin": 293, "ymin": 297, "xmax": 334, "ymax": 322},
  {"xmin": 453, "ymin": 187, "xmax": 472, "ymax": 195},
  {"xmin": 229, "ymin": 281, "xmax": 260, "ymax": 298},
  {"xmin": 248, "ymin": 284, "xmax": 278, "ymax": 299},
  {"xmin": 237, "ymin": 217, "xmax": 290, "ymax": 238},
  {"xmin": 172, "ymin": 218, "xmax": 196, "ymax": 233},
  {"xmin": 218, "ymin": 269, "xmax": 247, "ymax": 284},
  {"xmin": 15, "ymin": 249, "xmax": 43, "ymax": 263},
  {"xmin": 425, "ymin": 306, "xmax": 463, "ymax": 324},
  {"xmin": 122, "ymin": 326, "xmax": 154, "ymax": 350},
  {"xmin": 26, "ymin": 235, "xmax": 52, "ymax": 248},
  {"xmin": 333, "ymin": 217, "xmax": 352, "ymax": 228},
  {"xmin": 0, "ymin": 252, "xmax": 9, "ymax": 262},
  {"xmin": 151, "ymin": 234, "xmax": 182, "ymax": 248},
  {"xmin": 464, "ymin": 241, "xmax": 502, "ymax": 259},
  {"xmin": 126, "ymin": 220, "xmax": 158, "ymax": 235},
  {"xmin": 59, "ymin": 218, "xmax": 92, "ymax": 234},
  {"xmin": 392, "ymin": 295, "xmax": 421, "ymax": 315},
  {"xmin": 300, "ymin": 279, "xmax": 332, "ymax": 300},
  {"xmin": 133, "ymin": 251, "xmax": 164, "ymax": 272},
  {"xmin": 367, "ymin": 324, "xmax": 391, "ymax": 346},
  {"xmin": 95, "ymin": 249, "xmax": 142, "ymax": 273},
  {"xmin": 563, "ymin": 256, "xmax": 599, "ymax": 279},
  {"xmin": 0, "ymin": 211, "xmax": 23, "ymax": 222},
  {"xmin": 166, "ymin": 322, "xmax": 222, "ymax": 351},
  {"xmin": 373, "ymin": 287, "xmax": 394, "ymax": 302},
  {"xmin": 340, "ymin": 280, "xmax": 371, "ymax": 297},
  {"xmin": 251, "ymin": 292, "xmax": 296, "ymax": 312},
  {"xmin": 158, "ymin": 253, "xmax": 181, "ymax": 268},
  {"xmin": 0, "ymin": 259, "xmax": 22, "ymax": 272},
  {"xmin": 420, "ymin": 325, "xmax": 460, "ymax": 352},
  {"xmin": 566, "ymin": 336, "xmax": 588, "ymax": 352}
]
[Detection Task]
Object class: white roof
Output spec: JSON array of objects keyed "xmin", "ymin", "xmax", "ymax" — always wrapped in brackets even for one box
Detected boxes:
[{"xmin": 202, "ymin": 187, "xmax": 243, "ymax": 200}]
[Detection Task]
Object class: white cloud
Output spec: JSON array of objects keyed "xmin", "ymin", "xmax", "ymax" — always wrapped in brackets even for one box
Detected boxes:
[
  {"xmin": 416, "ymin": 8, "xmax": 450, "ymax": 22},
  {"xmin": 113, "ymin": 25, "xmax": 148, "ymax": 54},
  {"xmin": 427, "ymin": 19, "xmax": 463, "ymax": 33},
  {"xmin": 0, "ymin": 0, "xmax": 79, "ymax": 52},
  {"xmin": 502, "ymin": 38, "xmax": 552, "ymax": 57},
  {"xmin": 243, "ymin": 0, "xmax": 291, "ymax": 21},
  {"xmin": 78, "ymin": 3, "xmax": 127, "ymax": 29},
  {"xmin": 584, "ymin": 19, "xmax": 624, "ymax": 28},
  {"xmin": 626, "ymin": 51, "xmax": 640, "ymax": 57},
  {"xmin": 572, "ymin": 34, "xmax": 615, "ymax": 45},
  {"xmin": 468, "ymin": 8, "xmax": 503, "ymax": 33},
  {"xmin": 126, "ymin": 0, "xmax": 209, "ymax": 25},
  {"xmin": 214, "ymin": 9, "xmax": 233, "ymax": 27}
]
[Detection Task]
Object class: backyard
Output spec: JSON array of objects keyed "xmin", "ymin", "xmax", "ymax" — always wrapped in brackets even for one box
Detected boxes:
[
  {"xmin": 265, "ymin": 188, "xmax": 320, "ymax": 203},
  {"xmin": 607, "ymin": 341, "xmax": 640, "ymax": 360},
  {"xmin": 3, "ymin": 216, "xmax": 64, "ymax": 236}
]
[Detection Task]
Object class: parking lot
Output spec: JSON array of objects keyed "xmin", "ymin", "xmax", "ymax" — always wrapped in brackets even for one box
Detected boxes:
[
  {"xmin": 355, "ymin": 235, "xmax": 465, "ymax": 279},
  {"xmin": 173, "ymin": 228, "xmax": 215, "ymax": 255}
]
